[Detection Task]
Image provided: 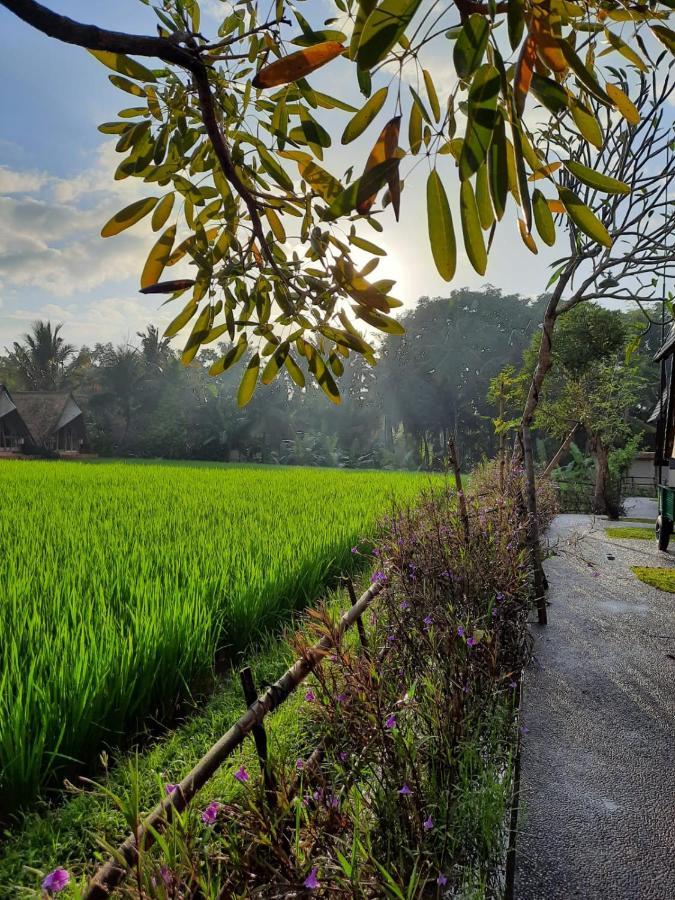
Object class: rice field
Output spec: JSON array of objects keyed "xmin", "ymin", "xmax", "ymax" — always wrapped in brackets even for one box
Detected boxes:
[{"xmin": 0, "ymin": 459, "xmax": 430, "ymax": 812}]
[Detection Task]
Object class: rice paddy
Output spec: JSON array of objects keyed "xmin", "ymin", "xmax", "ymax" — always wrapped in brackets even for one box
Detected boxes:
[{"xmin": 0, "ymin": 459, "xmax": 431, "ymax": 812}]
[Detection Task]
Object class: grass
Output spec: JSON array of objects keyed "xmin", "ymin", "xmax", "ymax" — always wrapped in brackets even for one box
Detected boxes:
[
  {"xmin": 0, "ymin": 459, "xmax": 432, "ymax": 812},
  {"xmin": 621, "ymin": 517, "xmax": 654, "ymax": 524},
  {"xmin": 631, "ymin": 566, "xmax": 675, "ymax": 592},
  {"xmin": 0, "ymin": 626, "xmax": 306, "ymax": 895},
  {"xmin": 605, "ymin": 526, "xmax": 653, "ymax": 540}
]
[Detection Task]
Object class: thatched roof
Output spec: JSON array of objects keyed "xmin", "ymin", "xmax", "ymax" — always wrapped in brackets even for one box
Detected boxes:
[
  {"xmin": 9, "ymin": 392, "xmax": 81, "ymax": 445},
  {"xmin": 654, "ymin": 328, "xmax": 675, "ymax": 362}
]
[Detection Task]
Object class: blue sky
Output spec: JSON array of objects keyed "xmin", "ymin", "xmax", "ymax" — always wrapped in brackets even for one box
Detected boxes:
[{"xmin": 0, "ymin": 1, "xmax": 558, "ymax": 350}]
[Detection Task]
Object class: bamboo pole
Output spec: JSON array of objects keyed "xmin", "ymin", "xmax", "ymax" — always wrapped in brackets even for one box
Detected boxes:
[{"xmin": 84, "ymin": 581, "xmax": 384, "ymax": 899}]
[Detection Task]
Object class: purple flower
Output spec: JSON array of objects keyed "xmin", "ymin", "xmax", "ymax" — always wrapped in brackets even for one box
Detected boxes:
[
  {"xmin": 351, "ymin": 546, "xmax": 358, "ymax": 554},
  {"xmin": 201, "ymin": 801, "xmax": 220, "ymax": 825},
  {"xmin": 467, "ymin": 636, "xmax": 477, "ymax": 648},
  {"xmin": 400, "ymin": 600, "xmax": 410, "ymax": 611},
  {"xmin": 423, "ymin": 615, "xmax": 433, "ymax": 627},
  {"xmin": 398, "ymin": 783, "xmax": 412, "ymax": 796},
  {"xmin": 492, "ymin": 609, "xmax": 497, "ymax": 618},
  {"xmin": 42, "ymin": 869, "xmax": 70, "ymax": 894},
  {"xmin": 496, "ymin": 592, "xmax": 505, "ymax": 601},
  {"xmin": 335, "ymin": 693, "xmax": 347, "ymax": 703},
  {"xmin": 387, "ymin": 633, "xmax": 396, "ymax": 642},
  {"xmin": 304, "ymin": 867, "xmax": 320, "ymax": 890},
  {"xmin": 385, "ymin": 714, "xmax": 397, "ymax": 729},
  {"xmin": 457, "ymin": 626, "xmax": 465, "ymax": 638},
  {"xmin": 296, "ymin": 758, "xmax": 304, "ymax": 770},
  {"xmin": 373, "ymin": 548, "xmax": 380, "ymax": 557},
  {"xmin": 159, "ymin": 865, "xmax": 173, "ymax": 886},
  {"xmin": 509, "ymin": 680, "xmax": 518, "ymax": 690},
  {"xmin": 338, "ymin": 751, "xmax": 348, "ymax": 762},
  {"xmin": 305, "ymin": 689, "xmax": 316, "ymax": 702},
  {"xmin": 371, "ymin": 570, "xmax": 387, "ymax": 584},
  {"xmin": 165, "ymin": 782, "xmax": 178, "ymax": 795},
  {"xmin": 234, "ymin": 766, "xmax": 250, "ymax": 783},
  {"xmin": 437, "ymin": 872, "xmax": 448, "ymax": 886},
  {"xmin": 423, "ymin": 815, "xmax": 434, "ymax": 830}
]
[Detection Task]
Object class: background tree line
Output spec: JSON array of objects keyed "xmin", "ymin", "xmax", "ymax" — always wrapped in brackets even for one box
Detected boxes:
[{"xmin": 0, "ymin": 288, "xmax": 659, "ymax": 471}]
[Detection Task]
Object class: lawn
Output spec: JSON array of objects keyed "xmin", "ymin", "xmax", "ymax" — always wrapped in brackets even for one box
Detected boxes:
[
  {"xmin": 0, "ymin": 459, "xmax": 432, "ymax": 812},
  {"xmin": 631, "ymin": 566, "xmax": 675, "ymax": 592},
  {"xmin": 605, "ymin": 526, "xmax": 653, "ymax": 540}
]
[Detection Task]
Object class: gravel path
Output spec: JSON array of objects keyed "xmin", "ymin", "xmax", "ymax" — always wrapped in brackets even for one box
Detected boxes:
[{"xmin": 514, "ymin": 500, "xmax": 675, "ymax": 899}]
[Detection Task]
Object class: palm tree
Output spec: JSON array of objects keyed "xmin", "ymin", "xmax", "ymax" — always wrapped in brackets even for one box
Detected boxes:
[{"xmin": 9, "ymin": 320, "xmax": 76, "ymax": 390}]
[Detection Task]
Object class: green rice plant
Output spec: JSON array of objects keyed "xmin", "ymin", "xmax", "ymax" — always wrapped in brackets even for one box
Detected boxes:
[{"xmin": 0, "ymin": 459, "xmax": 432, "ymax": 812}]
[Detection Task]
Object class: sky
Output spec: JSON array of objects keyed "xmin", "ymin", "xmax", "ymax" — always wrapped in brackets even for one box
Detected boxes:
[{"xmin": 0, "ymin": 0, "xmax": 560, "ymax": 351}]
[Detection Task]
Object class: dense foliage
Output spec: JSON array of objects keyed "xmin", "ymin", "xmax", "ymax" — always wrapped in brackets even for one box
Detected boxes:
[
  {"xmin": 2, "ymin": 0, "xmax": 672, "ymax": 402},
  {"xmin": 1, "ymin": 288, "xmax": 548, "ymax": 469},
  {"xmin": 0, "ymin": 459, "xmax": 430, "ymax": 812}
]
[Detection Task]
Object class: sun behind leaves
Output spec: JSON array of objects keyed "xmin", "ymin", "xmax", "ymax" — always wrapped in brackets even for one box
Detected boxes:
[{"xmin": 80, "ymin": 0, "xmax": 674, "ymax": 404}]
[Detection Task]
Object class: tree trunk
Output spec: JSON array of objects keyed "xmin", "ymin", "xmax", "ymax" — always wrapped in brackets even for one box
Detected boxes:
[
  {"xmin": 592, "ymin": 436, "xmax": 610, "ymax": 515},
  {"xmin": 542, "ymin": 423, "xmax": 580, "ymax": 478},
  {"xmin": 517, "ymin": 264, "xmax": 577, "ymax": 623}
]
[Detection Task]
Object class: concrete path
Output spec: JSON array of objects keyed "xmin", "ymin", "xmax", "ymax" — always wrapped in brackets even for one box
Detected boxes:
[{"xmin": 515, "ymin": 500, "xmax": 675, "ymax": 899}]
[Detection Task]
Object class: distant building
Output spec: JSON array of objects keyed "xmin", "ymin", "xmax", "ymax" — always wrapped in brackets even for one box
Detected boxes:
[{"xmin": 0, "ymin": 385, "xmax": 87, "ymax": 454}]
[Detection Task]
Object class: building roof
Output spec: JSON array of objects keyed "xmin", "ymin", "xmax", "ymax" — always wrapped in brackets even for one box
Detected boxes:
[
  {"xmin": 653, "ymin": 328, "xmax": 675, "ymax": 362},
  {"xmin": 4, "ymin": 390, "xmax": 82, "ymax": 446}
]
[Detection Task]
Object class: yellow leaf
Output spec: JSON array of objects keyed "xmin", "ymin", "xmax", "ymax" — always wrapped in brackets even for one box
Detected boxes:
[
  {"xmin": 141, "ymin": 225, "xmax": 176, "ymax": 289},
  {"xmin": 101, "ymin": 197, "xmax": 158, "ymax": 237},
  {"xmin": 605, "ymin": 83, "xmax": 640, "ymax": 125}
]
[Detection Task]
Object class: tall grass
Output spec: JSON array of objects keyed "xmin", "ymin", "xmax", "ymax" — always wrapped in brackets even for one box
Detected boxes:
[{"xmin": 0, "ymin": 460, "xmax": 429, "ymax": 812}]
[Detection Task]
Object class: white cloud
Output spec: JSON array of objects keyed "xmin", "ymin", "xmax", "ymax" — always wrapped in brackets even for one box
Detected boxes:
[{"xmin": 0, "ymin": 166, "xmax": 50, "ymax": 194}]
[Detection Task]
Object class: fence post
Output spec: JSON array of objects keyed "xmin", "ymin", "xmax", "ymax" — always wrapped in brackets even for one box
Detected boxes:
[
  {"xmin": 239, "ymin": 666, "xmax": 277, "ymax": 799},
  {"xmin": 345, "ymin": 578, "xmax": 370, "ymax": 658}
]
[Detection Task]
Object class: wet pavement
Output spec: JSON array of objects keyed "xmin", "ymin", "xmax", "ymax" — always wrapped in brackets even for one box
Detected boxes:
[{"xmin": 515, "ymin": 500, "xmax": 675, "ymax": 899}]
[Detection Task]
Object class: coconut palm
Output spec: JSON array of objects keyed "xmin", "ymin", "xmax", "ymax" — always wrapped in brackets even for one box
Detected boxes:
[{"xmin": 9, "ymin": 320, "xmax": 76, "ymax": 390}]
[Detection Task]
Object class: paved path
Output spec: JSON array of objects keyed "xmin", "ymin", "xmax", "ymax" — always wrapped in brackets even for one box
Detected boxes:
[{"xmin": 515, "ymin": 500, "xmax": 675, "ymax": 899}]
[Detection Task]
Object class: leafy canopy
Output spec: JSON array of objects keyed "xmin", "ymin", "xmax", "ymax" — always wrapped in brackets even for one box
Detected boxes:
[{"xmin": 79, "ymin": 0, "xmax": 675, "ymax": 403}]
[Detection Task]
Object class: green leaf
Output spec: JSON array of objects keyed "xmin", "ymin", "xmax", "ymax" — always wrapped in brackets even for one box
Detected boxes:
[
  {"xmin": 558, "ymin": 187, "xmax": 612, "ymax": 247},
  {"xmin": 356, "ymin": 0, "xmax": 424, "ymax": 69},
  {"xmin": 291, "ymin": 29, "xmax": 348, "ymax": 47},
  {"xmin": 151, "ymin": 193, "xmax": 175, "ymax": 232},
  {"xmin": 237, "ymin": 353, "xmax": 260, "ymax": 406},
  {"xmin": 453, "ymin": 14, "xmax": 490, "ymax": 80},
  {"xmin": 558, "ymin": 40, "xmax": 612, "ymax": 106},
  {"xmin": 475, "ymin": 164, "xmax": 494, "ymax": 231},
  {"xmin": 354, "ymin": 306, "xmax": 405, "ymax": 335},
  {"xmin": 258, "ymin": 145, "xmax": 294, "ymax": 191},
  {"xmin": 108, "ymin": 75, "xmax": 146, "ymax": 96},
  {"xmin": 423, "ymin": 69, "xmax": 441, "ymax": 122},
  {"xmin": 510, "ymin": 123, "xmax": 532, "ymax": 231},
  {"xmin": 101, "ymin": 197, "xmax": 158, "ymax": 237},
  {"xmin": 164, "ymin": 299, "xmax": 198, "ymax": 339},
  {"xmin": 460, "ymin": 179, "xmax": 487, "ymax": 275},
  {"xmin": 88, "ymin": 50, "xmax": 157, "ymax": 83},
  {"xmin": 426, "ymin": 169, "xmax": 456, "ymax": 282},
  {"xmin": 569, "ymin": 98, "xmax": 603, "ymax": 149},
  {"xmin": 507, "ymin": 0, "xmax": 525, "ymax": 51},
  {"xmin": 530, "ymin": 73, "xmax": 569, "ymax": 114},
  {"xmin": 284, "ymin": 352, "xmax": 306, "ymax": 388},
  {"xmin": 261, "ymin": 343, "xmax": 289, "ymax": 384},
  {"xmin": 459, "ymin": 64, "xmax": 500, "ymax": 179},
  {"xmin": 325, "ymin": 157, "xmax": 400, "ymax": 218},
  {"xmin": 488, "ymin": 111, "xmax": 508, "ymax": 221},
  {"xmin": 652, "ymin": 25, "xmax": 675, "ymax": 55},
  {"xmin": 602, "ymin": 29, "xmax": 648, "ymax": 72},
  {"xmin": 532, "ymin": 189, "xmax": 555, "ymax": 246},
  {"xmin": 350, "ymin": 0, "xmax": 378, "ymax": 60},
  {"xmin": 341, "ymin": 87, "xmax": 389, "ymax": 144},
  {"xmin": 141, "ymin": 224, "xmax": 176, "ymax": 289},
  {"xmin": 209, "ymin": 335, "xmax": 248, "ymax": 376},
  {"xmin": 349, "ymin": 234, "xmax": 387, "ymax": 255},
  {"xmin": 563, "ymin": 160, "xmax": 630, "ymax": 195},
  {"xmin": 408, "ymin": 100, "xmax": 423, "ymax": 155}
]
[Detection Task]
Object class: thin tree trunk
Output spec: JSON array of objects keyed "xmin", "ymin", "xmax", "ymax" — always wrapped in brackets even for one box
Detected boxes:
[
  {"xmin": 448, "ymin": 436, "xmax": 470, "ymax": 542},
  {"xmin": 542, "ymin": 423, "xmax": 580, "ymax": 478}
]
